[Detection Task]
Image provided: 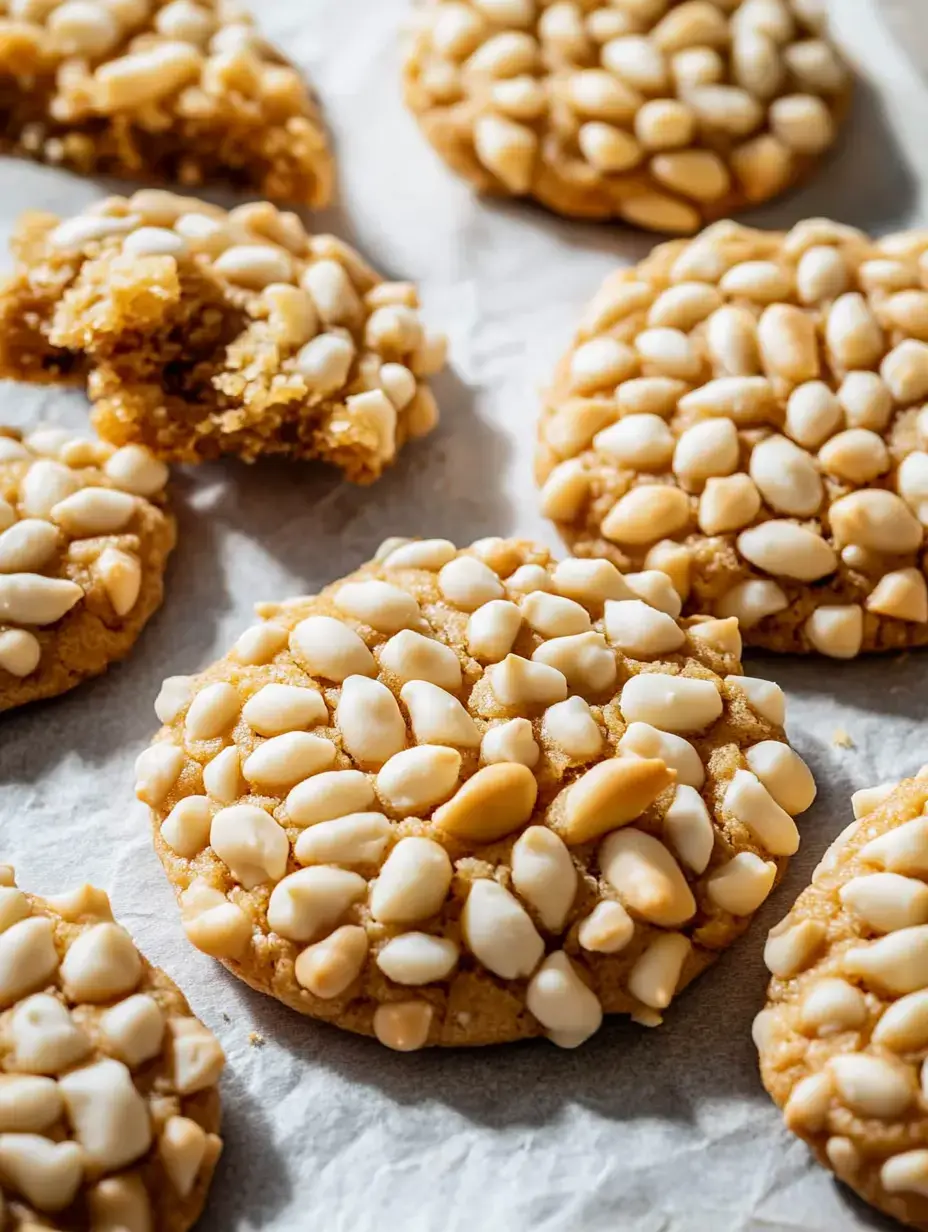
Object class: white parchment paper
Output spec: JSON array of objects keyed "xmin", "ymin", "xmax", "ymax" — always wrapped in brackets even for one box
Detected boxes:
[{"xmin": 1, "ymin": 1, "xmax": 928, "ymax": 1227}]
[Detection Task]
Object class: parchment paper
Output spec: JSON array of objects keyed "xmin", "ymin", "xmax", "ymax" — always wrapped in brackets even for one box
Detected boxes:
[{"xmin": 2, "ymin": 1, "xmax": 928, "ymax": 1227}]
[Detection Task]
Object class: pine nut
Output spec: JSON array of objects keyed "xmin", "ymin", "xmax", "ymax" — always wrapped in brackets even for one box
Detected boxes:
[
  {"xmin": 744, "ymin": 742, "xmax": 816, "ymax": 814},
  {"xmin": 210, "ymin": 804, "xmax": 288, "ymax": 889},
  {"xmin": 295, "ymin": 925, "xmax": 368, "ymax": 999},
  {"xmin": 707, "ymin": 851, "xmax": 776, "ymax": 914},
  {"xmin": 843, "ymin": 926, "xmax": 928, "ymax": 995},
  {"xmin": 525, "ymin": 950, "xmax": 603, "ymax": 1047},
  {"xmin": 481, "ymin": 717, "xmax": 540, "ymax": 767},
  {"xmin": 866, "ymin": 569, "xmax": 928, "ymax": 623},
  {"xmin": 380, "ymin": 629, "xmax": 462, "ymax": 689},
  {"xmin": 799, "ymin": 977, "xmax": 866, "ymax": 1035},
  {"xmin": 336, "ymin": 675, "xmax": 406, "ymax": 769},
  {"xmin": 286, "ymin": 770, "xmax": 375, "ymax": 828},
  {"xmin": 620, "ymin": 672, "xmax": 722, "ymax": 733},
  {"xmin": 601, "ymin": 485, "xmax": 690, "ymax": 545},
  {"xmin": 134, "ymin": 744, "xmax": 183, "ymax": 807},
  {"xmin": 473, "ymin": 115, "xmax": 537, "ymax": 192},
  {"xmin": 594, "ymin": 414, "xmax": 674, "ymax": 470},
  {"xmin": 873, "ymin": 990, "xmax": 928, "ymax": 1052},
  {"xmin": 619, "ymin": 721, "xmax": 705, "ymax": 788},
  {"xmin": 627, "ymin": 932, "xmax": 691, "ymax": 1010},
  {"xmin": 600, "ymin": 827, "xmax": 695, "ymax": 926},
  {"xmin": 373, "ymin": 1001, "xmax": 433, "ymax": 1052},
  {"xmin": 725, "ymin": 674, "xmax": 786, "ymax": 725},
  {"xmin": 291, "ymin": 616, "xmax": 376, "ymax": 682},
  {"xmin": 558, "ymin": 757, "xmax": 675, "ymax": 845},
  {"xmin": 724, "ymin": 768, "xmax": 800, "ymax": 855},
  {"xmin": 434, "ymin": 762, "xmax": 537, "ymax": 842},
  {"xmin": 763, "ymin": 917, "xmax": 826, "ymax": 978},
  {"xmin": 737, "ymin": 521, "xmax": 836, "ymax": 582},
  {"xmin": 462, "ymin": 879, "xmax": 544, "ymax": 979},
  {"xmin": 663, "ymin": 783, "xmax": 714, "ymax": 873},
  {"xmin": 268, "ymin": 867, "xmax": 367, "ymax": 943},
  {"xmin": 242, "ymin": 683, "xmax": 327, "ymax": 735},
  {"xmin": 551, "ymin": 557, "xmax": 633, "ymax": 605},
  {"xmin": 698, "ymin": 474, "xmax": 762, "ymax": 534},
  {"xmin": 749, "ymin": 434, "xmax": 823, "ymax": 516},
  {"xmin": 840, "ymin": 873, "xmax": 928, "ymax": 933},
  {"xmin": 828, "ymin": 1054, "xmax": 914, "ymax": 1120}
]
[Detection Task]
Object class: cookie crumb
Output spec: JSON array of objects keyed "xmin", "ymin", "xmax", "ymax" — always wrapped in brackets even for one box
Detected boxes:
[
  {"xmin": 248, "ymin": 1031, "xmax": 265, "ymax": 1048},
  {"xmin": 832, "ymin": 728, "xmax": 854, "ymax": 749}
]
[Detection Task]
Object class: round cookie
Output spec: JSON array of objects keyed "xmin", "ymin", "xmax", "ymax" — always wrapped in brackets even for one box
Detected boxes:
[
  {"xmin": 402, "ymin": 0, "xmax": 850, "ymax": 233},
  {"xmin": 0, "ymin": 426, "xmax": 175, "ymax": 711},
  {"xmin": 139, "ymin": 535, "xmax": 815, "ymax": 1051},
  {"xmin": 0, "ymin": 866, "xmax": 223, "ymax": 1230},
  {"xmin": 537, "ymin": 217, "xmax": 928, "ymax": 657},
  {"xmin": 754, "ymin": 775, "xmax": 928, "ymax": 1231}
]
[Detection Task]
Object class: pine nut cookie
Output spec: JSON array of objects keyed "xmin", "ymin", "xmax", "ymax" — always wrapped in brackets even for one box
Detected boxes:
[
  {"xmin": 139, "ymin": 535, "xmax": 815, "ymax": 1050},
  {"xmin": 753, "ymin": 775, "xmax": 928, "ymax": 1232},
  {"xmin": 0, "ymin": 194, "xmax": 446, "ymax": 481},
  {"xmin": 0, "ymin": 866, "xmax": 223, "ymax": 1231},
  {"xmin": 0, "ymin": 425, "xmax": 174, "ymax": 713},
  {"xmin": 0, "ymin": 0, "xmax": 333, "ymax": 206},
  {"xmin": 537, "ymin": 217, "xmax": 928, "ymax": 658},
  {"xmin": 402, "ymin": 0, "xmax": 850, "ymax": 233}
]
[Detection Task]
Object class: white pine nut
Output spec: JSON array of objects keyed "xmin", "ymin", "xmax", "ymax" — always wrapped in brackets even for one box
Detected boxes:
[
  {"xmin": 184, "ymin": 681, "xmax": 240, "ymax": 741},
  {"xmin": 336, "ymin": 676, "xmax": 406, "ymax": 769},
  {"xmin": 542, "ymin": 696, "xmax": 602, "ymax": 761},
  {"xmin": 799, "ymin": 977, "xmax": 866, "ymax": 1035},
  {"xmin": 210, "ymin": 804, "xmax": 288, "ymax": 889},
  {"xmin": 134, "ymin": 743, "xmax": 183, "ymax": 807},
  {"xmin": 672, "ymin": 419, "xmax": 739, "ymax": 490},
  {"xmin": 840, "ymin": 873, "xmax": 928, "ymax": 933},
  {"xmin": 59, "ymin": 1058, "xmax": 152, "ymax": 1172},
  {"xmin": 160, "ymin": 796, "xmax": 212, "ymax": 859},
  {"xmin": 202, "ymin": 746, "xmax": 241, "ymax": 805},
  {"xmin": 707, "ymin": 851, "xmax": 776, "ymax": 914},
  {"xmin": 480, "ymin": 718, "xmax": 540, "ymax": 768},
  {"xmin": 898, "ymin": 452, "xmax": 928, "ymax": 525},
  {"xmin": 369, "ymin": 837, "xmax": 452, "ymax": 924},
  {"xmin": 0, "ymin": 521, "xmax": 59, "ymax": 574},
  {"xmin": 438, "ymin": 555, "xmax": 504, "ymax": 611},
  {"xmin": 95, "ymin": 43, "xmax": 202, "ymax": 112},
  {"xmin": 0, "ymin": 630, "xmax": 40, "ymax": 678},
  {"xmin": 376, "ymin": 746, "xmax": 461, "ymax": 814},
  {"xmin": 725, "ymin": 674, "xmax": 785, "ymax": 725},
  {"xmin": 0, "ymin": 1136, "xmax": 82, "ymax": 1210},
  {"xmin": 243, "ymin": 731, "xmax": 337, "ymax": 788},
  {"xmin": 783, "ymin": 1071, "xmax": 833, "ymax": 1133},
  {"xmin": 486, "ymin": 653, "xmax": 567, "ymax": 710},
  {"xmin": 763, "ymin": 917, "xmax": 826, "ymax": 979},
  {"xmin": 663, "ymin": 783, "xmax": 714, "ymax": 874},
  {"xmin": 882, "ymin": 339, "xmax": 928, "ymax": 403},
  {"xmin": 295, "ymin": 333, "xmax": 355, "ymax": 395},
  {"xmin": 241, "ymin": 683, "xmax": 327, "ymax": 736},
  {"xmin": 376, "ymin": 933, "xmax": 458, "ymax": 986},
  {"xmin": 796, "ymin": 245, "xmax": 849, "ymax": 304},
  {"xmin": 619, "ymin": 720, "xmax": 705, "ymax": 788},
  {"xmin": 749, "ymin": 434, "xmax": 823, "ymax": 517},
  {"xmin": 286, "ymin": 770, "xmax": 375, "ymax": 829},
  {"xmin": 294, "ymin": 926, "xmax": 368, "ymax": 999},
  {"xmin": 577, "ymin": 899, "xmax": 635, "ymax": 954},
  {"xmin": 843, "ymin": 926, "xmax": 928, "ymax": 995},
  {"xmin": 290, "ymin": 616, "xmax": 376, "ymax": 682},
  {"xmin": 827, "ymin": 1054, "xmax": 914, "ymax": 1120},
  {"xmin": 873, "ymin": 990, "xmax": 928, "ymax": 1052},
  {"xmin": 532, "ymin": 630, "xmax": 617, "ymax": 695},
  {"xmin": 551, "ymin": 557, "xmax": 633, "ymax": 605},
  {"xmin": 104, "ymin": 444, "xmax": 168, "ymax": 497},
  {"xmin": 462, "ymin": 879, "xmax": 544, "ymax": 979},
  {"xmin": 604, "ymin": 599, "xmax": 685, "ymax": 658},
  {"xmin": 301, "ymin": 261, "xmax": 362, "ymax": 327},
  {"xmin": 373, "ymin": 1002, "xmax": 433, "ymax": 1052},
  {"xmin": 724, "ymin": 768, "xmax": 800, "ymax": 855},
  {"xmin": 525, "ymin": 951, "xmax": 603, "ymax": 1048},
  {"xmin": 293, "ymin": 812, "xmax": 391, "ymax": 868},
  {"xmin": 716, "ymin": 578, "xmax": 788, "ymax": 627},
  {"xmin": 623, "ymin": 570, "xmax": 683, "ymax": 618},
  {"xmin": 473, "ymin": 115, "xmax": 537, "ymax": 192},
  {"xmin": 626, "ymin": 932, "xmax": 691, "ymax": 1010},
  {"xmin": 267, "ymin": 867, "xmax": 367, "ymax": 943},
  {"xmin": 601, "ymin": 485, "xmax": 690, "ymax": 545},
  {"xmin": 619, "ymin": 673, "xmax": 722, "ymax": 734},
  {"xmin": 744, "ymin": 742, "xmax": 816, "ymax": 814},
  {"xmin": 382, "ymin": 539, "xmax": 457, "ymax": 571},
  {"xmin": 867, "ymin": 569, "xmax": 928, "ymax": 623},
  {"xmin": 837, "ymin": 371, "xmax": 892, "ymax": 432},
  {"xmin": 826, "ymin": 293, "xmax": 884, "ymax": 370},
  {"xmin": 882, "ymin": 1151, "xmax": 928, "ymax": 1198},
  {"xmin": 594, "ymin": 415, "xmax": 674, "ymax": 470},
  {"xmin": 379, "ymin": 629, "xmax": 462, "ymax": 689},
  {"xmin": 769, "ymin": 93, "xmax": 835, "ymax": 153},
  {"xmin": 511, "ymin": 827, "xmax": 576, "ymax": 931},
  {"xmin": 737, "ymin": 521, "xmax": 837, "ymax": 582},
  {"xmin": 705, "ymin": 306, "xmax": 761, "ymax": 376},
  {"xmin": 698, "ymin": 474, "xmax": 762, "ymax": 535}
]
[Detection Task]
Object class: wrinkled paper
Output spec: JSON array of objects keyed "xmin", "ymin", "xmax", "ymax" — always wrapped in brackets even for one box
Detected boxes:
[{"xmin": 2, "ymin": 1, "xmax": 927, "ymax": 1227}]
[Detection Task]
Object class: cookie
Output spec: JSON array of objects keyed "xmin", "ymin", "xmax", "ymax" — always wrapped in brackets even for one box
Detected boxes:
[
  {"xmin": 402, "ymin": 0, "xmax": 850, "ymax": 233},
  {"xmin": 0, "ymin": 194, "xmax": 447, "ymax": 482},
  {"xmin": 0, "ymin": 866, "xmax": 223, "ymax": 1230},
  {"xmin": 138, "ymin": 535, "xmax": 815, "ymax": 1051},
  {"xmin": 0, "ymin": 0, "xmax": 333, "ymax": 206},
  {"xmin": 537, "ymin": 217, "xmax": 928, "ymax": 657},
  {"xmin": 0, "ymin": 425, "xmax": 174, "ymax": 712},
  {"xmin": 754, "ymin": 775, "xmax": 928, "ymax": 1232}
]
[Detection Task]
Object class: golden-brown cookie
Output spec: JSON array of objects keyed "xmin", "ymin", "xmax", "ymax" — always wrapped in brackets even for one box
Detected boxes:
[
  {"xmin": 0, "ymin": 866, "xmax": 223, "ymax": 1231},
  {"xmin": 138, "ymin": 535, "xmax": 816, "ymax": 1050},
  {"xmin": 0, "ymin": 193, "xmax": 447, "ymax": 482},
  {"xmin": 755, "ymin": 775, "xmax": 928, "ymax": 1232},
  {"xmin": 0, "ymin": 0, "xmax": 333, "ymax": 206},
  {"xmin": 537, "ymin": 217, "xmax": 928, "ymax": 657},
  {"xmin": 0, "ymin": 425, "xmax": 174, "ymax": 712},
  {"xmin": 403, "ymin": 0, "xmax": 850, "ymax": 232}
]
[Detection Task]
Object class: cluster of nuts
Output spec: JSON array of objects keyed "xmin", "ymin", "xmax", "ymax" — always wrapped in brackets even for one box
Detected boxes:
[
  {"xmin": 404, "ymin": 0, "xmax": 848, "ymax": 231},
  {"xmin": 0, "ymin": 869, "xmax": 223, "ymax": 1223},
  {"xmin": 139, "ymin": 537, "xmax": 815, "ymax": 1050},
  {"xmin": 0, "ymin": 425, "xmax": 171, "ymax": 693},
  {"xmin": 538, "ymin": 217, "xmax": 928, "ymax": 657},
  {"xmin": 34, "ymin": 190, "xmax": 447, "ymax": 475},
  {"xmin": 755, "ymin": 776, "xmax": 928, "ymax": 1226},
  {"xmin": 0, "ymin": 0, "xmax": 332, "ymax": 200}
]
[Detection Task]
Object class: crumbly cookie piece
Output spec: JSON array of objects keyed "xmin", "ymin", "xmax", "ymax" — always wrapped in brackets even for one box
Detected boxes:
[
  {"xmin": 0, "ymin": 193, "xmax": 447, "ymax": 481},
  {"xmin": 0, "ymin": 866, "xmax": 223, "ymax": 1231},
  {"xmin": 754, "ymin": 775, "xmax": 928, "ymax": 1232},
  {"xmin": 403, "ymin": 0, "xmax": 849, "ymax": 232},
  {"xmin": 0, "ymin": 0, "xmax": 333, "ymax": 205},
  {"xmin": 0, "ymin": 425, "xmax": 174, "ymax": 712},
  {"xmin": 139, "ymin": 535, "xmax": 815, "ymax": 1050},
  {"xmin": 537, "ymin": 217, "xmax": 928, "ymax": 657}
]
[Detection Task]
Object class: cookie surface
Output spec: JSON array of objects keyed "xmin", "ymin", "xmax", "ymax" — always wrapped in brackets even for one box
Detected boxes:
[
  {"xmin": 755, "ymin": 776, "xmax": 928, "ymax": 1232},
  {"xmin": 403, "ymin": 0, "xmax": 850, "ymax": 232},
  {"xmin": 0, "ymin": 193, "xmax": 447, "ymax": 482},
  {"xmin": 537, "ymin": 217, "xmax": 928, "ymax": 657},
  {"xmin": 0, "ymin": 866, "xmax": 223, "ymax": 1231},
  {"xmin": 0, "ymin": 425, "xmax": 174, "ymax": 712},
  {"xmin": 0, "ymin": 0, "xmax": 333, "ymax": 206},
  {"xmin": 139, "ymin": 536, "xmax": 815, "ymax": 1051}
]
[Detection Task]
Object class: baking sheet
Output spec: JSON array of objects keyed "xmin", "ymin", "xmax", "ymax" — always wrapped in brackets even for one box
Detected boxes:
[{"xmin": 1, "ymin": 1, "xmax": 927, "ymax": 1228}]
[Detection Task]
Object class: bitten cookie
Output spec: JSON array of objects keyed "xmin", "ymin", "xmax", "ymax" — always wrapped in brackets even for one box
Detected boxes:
[
  {"xmin": 0, "ymin": 425, "xmax": 174, "ymax": 712},
  {"xmin": 0, "ymin": 867, "xmax": 223, "ymax": 1230},
  {"xmin": 138, "ymin": 536, "xmax": 815, "ymax": 1051},
  {"xmin": 0, "ymin": 0, "xmax": 334, "ymax": 206},
  {"xmin": 755, "ymin": 775, "xmax": 928, "ymax": 1232},
  {"xmin": 0, "ymin": 193, "xmax": 447, "ymax": 482},
  {"xmin": 537, "ymin": 217, "xmax": 928, "ymax": 657},
  {"xmin": 403, "ymin": 0, "xmax": 849, "ymax": 232}
]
